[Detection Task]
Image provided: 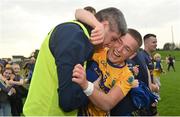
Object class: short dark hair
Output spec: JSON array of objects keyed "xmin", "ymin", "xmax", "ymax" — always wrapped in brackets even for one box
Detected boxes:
[
  {"xmin": 143, "ymin": 33, "xmax": 156, "ymax": 41},
  {"xmin": 95, "ymin": 7, "xmax": 127, "ymax": 36},
  {"xmin": 84, "ymin": 6, "xmax": 96, "ymax": 14},
  {"xmin": 128, "ymin": 28, "xmax": 142, "ymax": 47}
]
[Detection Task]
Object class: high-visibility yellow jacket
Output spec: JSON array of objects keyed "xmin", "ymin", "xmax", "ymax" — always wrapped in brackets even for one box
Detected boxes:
[{"xmin": 23, "ymin": 21, "xmax": 92, "ymax": 116}]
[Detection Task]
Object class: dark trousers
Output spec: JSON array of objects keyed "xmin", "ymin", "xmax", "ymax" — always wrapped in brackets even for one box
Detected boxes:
[
  {"xmin": 9, "ymin": 97, "xmax": 23, "ymax": 116},
  {"xmin": 168, "ymin": 63, "xmax": 175, "ymax": 71}
]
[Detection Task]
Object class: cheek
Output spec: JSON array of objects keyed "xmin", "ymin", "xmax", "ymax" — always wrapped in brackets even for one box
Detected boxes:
[
  {"xmin": 152, "ymin": 45, "xmax": 157, "ymax": 49},
  {"xmin": 121, "ymin": 49, "xmax": 128, "ymax": 55},
  {"xmin": 105, "ymin": 35, "xmax": 111, "ymax": 43},
  {"xmin": 153, "ymin": 43, "xmax": 157, "ymax": 47},
  {"xmin": 123, "ymin": 51, "xmax": 132, "ymax": 59},
  {"xmin": 107, "ymin": 51, "xmax": 114, "ymax": 61},
  {"xmin": 5, "ymin": 74, "xmax": 9, "ymax": 78},
  {"xmin": 104, "ymin": 39, "xmax": 110, "ymax": 45}
]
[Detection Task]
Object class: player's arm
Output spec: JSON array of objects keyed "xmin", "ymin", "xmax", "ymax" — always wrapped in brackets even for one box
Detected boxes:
[
  {"xmin": 50, "ymin": 24, "xmax": 94, "ymax": 112},
  {"xmin": 75, "ymin": 8, "xmax": 105, "ymax": 47},
  {"xmin": 75, "ymin": 8, "xmax": 100, "ymax": 29},
  {"xmin": 147, "ymin": 66, "xmax": 159, "ymax": 92},
  {"xmin": 72, "ymin": 64, "xmax": 133, "ymax": 111}
]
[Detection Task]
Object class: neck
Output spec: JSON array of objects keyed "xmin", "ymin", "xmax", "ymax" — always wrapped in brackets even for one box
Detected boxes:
[
  {"xmin": 115, "ymin": 61, "xmax": 126, "ymax": 67},
  {"xmin": 107, "ymin": 59, "xmax": 126, "ymax": 68},
  {"xmin": 15, "ymin": 73, "xmax": 19, "ymax": 75},
  {"xmin": 144, "ymin": 48, "xmax": 151, "ymax": 55}
]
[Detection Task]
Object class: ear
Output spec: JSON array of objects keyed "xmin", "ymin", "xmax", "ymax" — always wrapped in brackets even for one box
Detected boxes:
[
  {"xmin": 101, "ymin": 21, "xmax": 109, "ymax": 27},
  {"xmin": 101, "ymin": 21, "xmax": 109, "ymax": 31}
]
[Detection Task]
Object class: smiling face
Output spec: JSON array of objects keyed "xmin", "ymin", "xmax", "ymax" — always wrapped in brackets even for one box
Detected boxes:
[
  {"xmin": 13, "ymin": 64, "xmax": 20, "ymax": 74},
  {"xmin": 107, "ymin": 33, "xmax": 139, "ymax": 65},
  {"xmin": 3, "ymin": 69, "xmax": 12, "ymax": 79}
]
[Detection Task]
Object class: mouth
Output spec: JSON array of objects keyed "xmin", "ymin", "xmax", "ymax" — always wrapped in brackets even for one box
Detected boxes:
[{"xmin": 113, "ymin": 49, "xmax": 121, "ymax": 57}]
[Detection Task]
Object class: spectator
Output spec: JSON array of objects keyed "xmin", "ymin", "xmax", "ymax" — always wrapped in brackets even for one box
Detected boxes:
[
  {"xmin": 8, "ymin": 63, "xmax": 27, "ymax": 116},
  {"xmin": 167, "ymin": 54, "xmax": 175, "ymax": 72},
  {"xmin": 0, "ymin": 67, "xmax": 16, "ymax": 116},
  {"xmin": 153, "ymin": 53, "xmax": 164, "ymax": 100},
  {"xmin": 139, "ymin": 33, "xmax": 159, "ymax": 115},
  {"xmin": 26, "ymin": 57, "xmax": 35, "ymax": 83}
]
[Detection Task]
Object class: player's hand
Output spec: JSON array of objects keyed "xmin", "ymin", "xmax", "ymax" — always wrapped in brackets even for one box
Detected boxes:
[
  {"xmin": 133, "ymin": 65, "xmax": 139, "ymax": 76},
  {"xmin": 150, "ymin": 83, "xmax": 159, "ymax": 92},
  {"xmin": 8, "ymin": 80, "xmax": 14, "ymax": 85},
  {"xmin": 90, "ymin": 23, "xmax": 105, "ymax": 45},
  {"xmin": 72, "ymin": 64, "xmax": 88, "ymax": 90},
  {"xmin": 132, "ymin": 79, "xmax": 139, "ymax": 88},
  {"xmin": 12, "ymin": 88, "xmax": 16, "ymax": 94}
]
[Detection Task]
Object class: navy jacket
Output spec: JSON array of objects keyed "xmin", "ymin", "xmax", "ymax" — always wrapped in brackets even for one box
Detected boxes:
[{"xmin": 49, "ymin": 22, "xmax": 94, "ymax": 111}]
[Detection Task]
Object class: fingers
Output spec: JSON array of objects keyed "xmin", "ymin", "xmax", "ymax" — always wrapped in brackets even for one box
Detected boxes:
[
  {"xmin": 90, "ymin": 39, "xmax": 104, "ymax": 45},
  {"xmin": 73, "ymin": 64, "xmax": 83, "ymax": 73},
  {"xmin": 91, "ymin": 29, "xmax": 103, "ymax": 37},
  {"xmin": 72, "ymin": 64, "xmax": 88, "ymax": 89},
  {"xmin": 72, "ymin": 77, "xmax": 80, "ymax": 84},
  {"xmin": 72, "ymin": 64, "xmax": 84, "ymax": 76},
  {"xmin": 91, "ymin": 28, "xmax": 104, "ymax": 38},
  {"xmin": 91, "ymin": 34, "xmax": 104, "ymax": 40},
  {"xmin": 90, "ymin": 34, "xmax": 104, "ymax": 45},
  {"xmin": 132, "ymin": 79, "xmax": 139, "ymax": 88},
  {"xmin": 73, "ymin": 64, "xmax": 84, "ymax": 72},
  {"xmin": 90, "ymin": 27, "xmax": 104, "ymax": 45}
]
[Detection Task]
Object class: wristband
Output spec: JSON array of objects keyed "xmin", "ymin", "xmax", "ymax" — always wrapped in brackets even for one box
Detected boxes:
[{"xmin": 83, "ymin": 81, "xmax": 94, "ymax": 96}]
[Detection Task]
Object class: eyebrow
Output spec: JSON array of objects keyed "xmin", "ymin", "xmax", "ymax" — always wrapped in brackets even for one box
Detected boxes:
[{"xmin": 121, "ymin": 38, "xmax": 133, "ymax": 52}]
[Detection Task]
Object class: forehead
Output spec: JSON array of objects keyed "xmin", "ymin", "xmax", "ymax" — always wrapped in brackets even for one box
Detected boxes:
[
  {"xmin": 5, "ymin": 69, "xmax": 12, "ymax": 73},
  {"xmin": 121, "ymin": 34, "xmax": 138, "ymax": 49},
  {"xmin": 13, "ymin": 64, "xmax": 20, "ymax": 68},
  {"xmin": 146, "ymin": 36, "xmax": 157, "ymax": 42},
  {"xmin": 106, "ymin": 23, "xmax": 121, "ymax": 36},
  {"xmin": 110, "ymin": 31, "xmax": 121, "ymax": 39}
]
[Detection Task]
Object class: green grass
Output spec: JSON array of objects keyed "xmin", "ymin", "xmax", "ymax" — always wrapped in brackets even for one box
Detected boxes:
[
  {"xmin": 156, "ymin": 50, "xmax": 180, "ymax": 60},
  {"xmin": 157, "ymin": 58, "xmax": 180, "ymax": 115}
]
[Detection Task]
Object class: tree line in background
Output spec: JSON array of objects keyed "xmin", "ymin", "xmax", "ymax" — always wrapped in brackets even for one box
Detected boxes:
[{"xmin": 163, "ymin": 42, "xmax": 180, "ymax": 50}]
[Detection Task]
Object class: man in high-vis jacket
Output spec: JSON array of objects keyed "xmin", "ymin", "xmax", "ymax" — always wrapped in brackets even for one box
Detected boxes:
[{"xmin": 23, "ymin": 7, "xmax": 127, "ymax": 116}]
